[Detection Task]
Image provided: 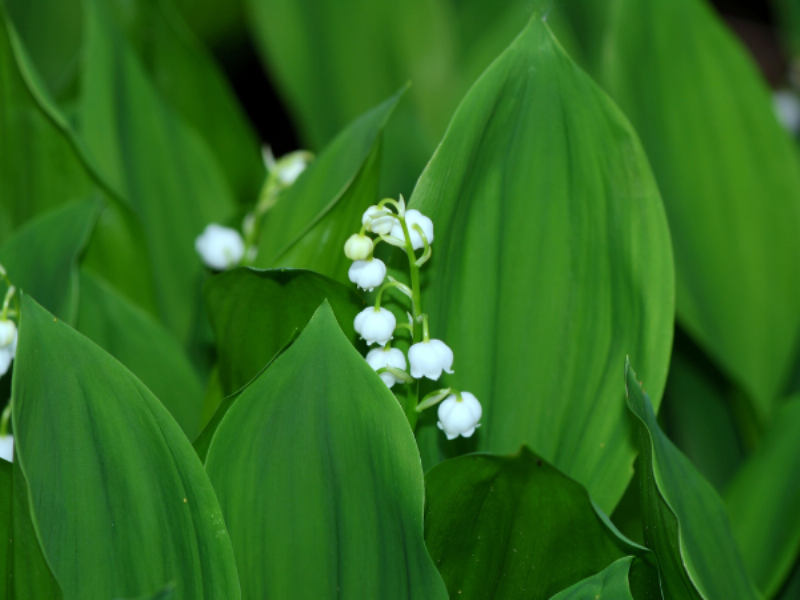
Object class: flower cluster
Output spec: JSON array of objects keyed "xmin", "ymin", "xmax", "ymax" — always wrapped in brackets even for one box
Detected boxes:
[{"xmin": 344, "ymin": 197, "xmax": 482, "ymax": 440}]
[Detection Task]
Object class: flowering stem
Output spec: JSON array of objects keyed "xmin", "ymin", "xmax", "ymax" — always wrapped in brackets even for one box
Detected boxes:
[
  {"xmin": 0, "ymin": 405, "xmax": 10, "ymax": 438},
  {"xmin": 398, "ymin": 215, "xmax": 423, "ymax": 429},
  {"xmin": 242, "ymin": 175, "xmax": 283, "ymax": 266}
]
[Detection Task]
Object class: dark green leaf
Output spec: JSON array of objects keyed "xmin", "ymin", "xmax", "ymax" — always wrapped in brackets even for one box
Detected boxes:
[
  {"xmin": 549, "ymin": 557, "xmax": 636, "ymax": 600},
  {"xmin": 76, "ymin": 269, "xmax": 204, "ymax": 439},
  {"xmin": 79, "ymin": 0, "xmax": 237, "ymax": 346},
  {"xmin": 604, "ymin": 0, "xmax": 800, "ymax": 422},
  {"xmin": 204, "ymin": 267, "xmax": 364, "ymax": 395},
  {"xmin": 724, "ymin": 397, "xmax": 800, "ymax": 597},
  {"xmin": 0, "ymin": 200, "xmax": 99, "ymax": 324},
  {"xmin": 0, "ymin": 459, "xmax": 9, "ymax": 598},
  {"xmin": 409, "ymin": 15, "xmax": 674, "ymax": 512},
  {"xmin": 772, "ymin": 0, "xmax": 800, "ymax": 58},
  {"xmin": 12, "ymin": 294, "xmax": 240, "ymax": 599},
  {"xmin": 253, "ymin": 89, "xmax": 402, "ymax": 281},
  {"xmin": 625, "ymin": 358, "xmax": 760, "ymax": 600},
  {"xmin": 424, "ymin": 448, "xmax": 657, "ymax": 600},
  {"xmin": 116, "ymin": 583, "xmax": 175, "ymax": 600},
  {"xmin": 204, "ymin": 302, "xmax": 448, "ymax": 598}
]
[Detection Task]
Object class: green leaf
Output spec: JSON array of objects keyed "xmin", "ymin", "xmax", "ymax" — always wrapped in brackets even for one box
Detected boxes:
[
  {"xmin": 603, "ymin": 0, "xmax": 800, "ymax": 422},
  {"xmin": 12, "ymin": 294, "xmax": 240, "ymax": 599},
  {"xmin": 204, "ymin": 267, "xmax": 364, "ymax": 396},
  {"xmin": 549, "ymin": 557, "xmax": 636, "ymax": 600},
  {"xmin": 0, "ymin": 200, "xmax": 98, "ymax": 324},
  {"xmin": 204, "ymin": 302, "xmax": 448, "ymax": 598},
  {"xmin": 78, "ymin": 0, "xmax": 237, "ymax": 346},
  {"xmin": 0, "ymin": 459, "xmax": 8, "ymax": 598},
  {"xmin": 424, "ymin": 448, "xmax": 658, "ymax": 600},
  {"xmin": 76, "ymin": 269, "xmax": 205, "ymax": 439},
  {"xmin": 772, "ymin": 0, "xmax": 800, "ymax": 58},
  {"xmin": 409, "ymin": 16, "xmax": 674, "ymax": 512},
  {"xmin": 116, "ymin": 584, "xmax": 175, "ymax": 600},
  {"xmin": 253, "ymin": 90, "xmax": 402, "ymax": 280},
  {"xmin": 724, "ymin": 397, "xmax": 800, "ymax": 597},
  {"xmin": 625, "ymin": 358, "xmax": 761, "ymax": 600}
]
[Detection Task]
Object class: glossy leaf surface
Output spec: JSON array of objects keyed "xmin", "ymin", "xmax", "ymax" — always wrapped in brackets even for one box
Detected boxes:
[
  {"xmin": 0, "ymin": 200, "xmax": 98, "ymax": 324},
  {"xmin": 725, "ymin": 397, "xmax": 800, "ymax": 597},
  {"xmin": 77, "ymin": 269, "xmax": 204, "ymax": 439},
  {"xmin": 205, "ymin": 302, "xmax": 448, "ymax": 599},
  {"xmin": 625, "ymin": 359, "xmax": 760, "ymax": 600},
  {"xmin": 424, "ymin": 448, "xmax": 657, "ymax": 600},
  {"xmin": 254, "ymin": 90, "xmax": 401, "ymax": 282},
  {"xmin": 549, "ymin": 557, "xmax": 636, "ymax": 600},
  {"xmin": 204, "ymin": 267, "xmax": 363, "ymax": 395},
  {"xmin": 604, "ymin": 0, "xmax": 800, "ymax": 421},
  {"xmin": 410, "ymin": 16, "xmax": 674, "ymax": 512},
  {"xmin": 12, "ymin": 294, "xmax": 240, "ymax": 599}
]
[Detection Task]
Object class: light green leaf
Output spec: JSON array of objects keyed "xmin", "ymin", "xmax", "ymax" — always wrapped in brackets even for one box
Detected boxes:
[
  {"xmin": 79, "ymin": 0, "xmax": 237, "ymax": 346},
  {"xmin": 409, "ymin": 15, "xmax": 674, "ymax": 512},
  {"xmin": 204, "ymin": 267, "xmax": 364, "ymax": 396},
  {"xmin": 625, "ymin": 358, "xmax": 761, "ymax": 600},
  {"xmin": 253, "ymin": 89, "xmax": 402, "ymax": 280},
  {"xmin": 0, "ymin": 200, "xmax": 98, "ymax": 324},
  {"xmin": 604, "ymin": 0, "xmax": 800, "ymax": 422},
  {"xmin": 549, "ymin": 557, "xmax": 636, "ymax": 600},
  {"xmin": 116, "ymin": 584, "xmax": 175, "ymax": 600},
  {"xmin": 204, "ymin": 302, "xmax": 448, "ymax": 598},
  {"xmin": 724, "ymin": 397, "xmax": 800, "ymax": 597},
  {"xmin": 76, "ymin": 269, "xmax": 205, "ymax": 439},
  {"xmin": 424, "ymin": 448, "xmax": 659, "ymax": 599},
  {"xmin": 12, "ymin": 294, "xmax": 241, "ymax": 599}
]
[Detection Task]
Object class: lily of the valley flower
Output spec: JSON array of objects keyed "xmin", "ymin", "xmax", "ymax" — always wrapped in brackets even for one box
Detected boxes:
[
  {"xmin": 362, "ymin": 206, "xmax": 397, "ymax": 235},
  {"xmin": 348, "ymin": 258, "xmax": 387, "ymax": 292},
  {"xmin": 437, "ymin": 392, "xmax": 482, "ymax": 440},
  {"xmin": 263, "ymin": 147, "xmax": 312, "ymax": 186},
  {"xmin": 0, "ymin": 435, "xmax": 13, "ymax": 463},
  {"xmin": 344, "ymin": 233, "xmax": 374, "ymax": 261},
  {"xmin": 354, "ymin": 307, "xmax": 396, "ymax": 346},
  {"xmin": 366, "ymin": 347, "xmax": 407, "ymax": 388},
  {"xmin": 391, "ymin": 209, "xmax": 434, "ymax": 250},
  {"xmin": 408, "ymin": 338, "xmax": 453, "ymax": 380},
  {"xmin": 195, "ymin": 224, "xmax": 245, "ymax": 270},
  {"xmin": 0, "ymin": 320, "xmax": 17, "ymax": 377},
  {"xmin": 774, "ymin": 90, "xmax": 800, "ymax": 134}
]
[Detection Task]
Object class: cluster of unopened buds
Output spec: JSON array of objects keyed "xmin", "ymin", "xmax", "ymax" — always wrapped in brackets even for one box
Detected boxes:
[{"xmin": 344, "ymin": 197, "xmax": 482, "ymax": 440}]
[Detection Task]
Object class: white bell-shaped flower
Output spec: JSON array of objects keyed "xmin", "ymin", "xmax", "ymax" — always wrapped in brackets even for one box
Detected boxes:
[
  {"xmin": 263, "ymin": 147, "xmax": 312, "ymax": 186},
  {"xmin": 774, "ymin": 90, "xmax": 800, "ymax": 134},
  {"xmin": 354, "ymin": 307, "xmax": 396, "ymax": 346},
  {"xmin": 390, "ymin": 209, "xmax": 434, "ymax": 250},
  {"xmin": 0, "ymin": 320, "xmax": 17, "ymax": 378},
  {"xmin": 195, "ymin": 224, "xmax": 245, "ymax": 270},
  {"xmin": 0, "ymin": 435, "xmax": 13, "ymax": 462},
  {"xmin": 366, "ymin": 347, "xmax": 407, "ymax": 388},
  {"xmin": 344, "ymin": 234, "xmax": 374, "ymax": 261},
  {"xmin": 362, "ymin": 206, "xmax": 397, "ymax": 235},
  {"xmin": 437, "ymin": 392, "xmax": 482, "ymax": 440},
  {"xmin": 408, "ymin": 338, "xmax": 453, "ymax": 380},
  {"xmin": 348, "ymin": 258, "xmax": 386, "ymax": 292}
]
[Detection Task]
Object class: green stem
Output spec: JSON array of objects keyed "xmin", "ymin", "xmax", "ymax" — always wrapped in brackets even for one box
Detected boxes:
[{"xmin": 398, "ymin": 216, "xmax": 423, "ymax": 430}]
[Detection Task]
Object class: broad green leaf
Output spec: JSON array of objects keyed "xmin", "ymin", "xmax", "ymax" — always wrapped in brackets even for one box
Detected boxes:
[
  {"xmin": 777, "ymin": 561, "xmax": 800, "ymax": 600},
  {"xmin": 117, "ymin": 584, "xmax": 175, "ymax": 600},
  {"xmin": 661, "ymin": 334, "xmax": 744, "ymax": 491},
  {"xmin": 409, "ymin": 15, "xmax": 674, "ymax": 512},
  {"xmin": 0, "ymin": 459, "xmax": 9, "ymax": 598},
  {"xmin": 604, "ymin": 0, "xmax": 800, "ymax": 421},
  {"xmin": 424, "ymin": 448, "xmax": 659, "ymax": 600},
  {"xmin": 11, "ymin": 460, "xmax": 62, "ymax": 600},
  {"xmin": 625, "ymin": 358, "xmax": 761, "ymax": 600},
  {"xmin": 12, "ymin": 294, "xmax": 240, "ymax": 599},
  {"xmin": 549, "ymin": 557, "xmax": 636, "ymax": 600},
  {"xmin": 76, "ymin": 269, "xmax": 204, "ymax": 439},
  {"xmin": 0, "ymin": 5, "xmax": 157, "ymax": 315},
  {"xmin": 0, "ymin": 200, "xmax": 98, "ymax": 324},
  {"xmin": 204, "ymin": 267, "xmax": 364, "ymax": 396},
  {"xmin": 79, "ymin": 0, "xmax": 237, "ymax": 346},
  {"xmin": 724, "ymin": 397, "xmax": 800, "ymax": 597},
  {"xmin": 253, "ymin": 90, "xmax": 402, "ymax": 280},
  {"xmin": 205, "ymin": 302, "xmax": 448, "ymax": 599}
]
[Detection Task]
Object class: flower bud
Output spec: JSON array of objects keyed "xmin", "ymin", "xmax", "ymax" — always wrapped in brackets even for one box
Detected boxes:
[
  {"xmin": 437, "ymin": 392, "xmax": 482, "ymax": 440},
  {"xmin": 195, "ymin": 224, "xmax": 245, "ymax": 270},
  {"xmin": 390, "ymin": 209, "xmax": 434, "ymax": 250},
  {"xmin": 348, "ymin": 258, "xmax": 386, "ymax": 292},
  {"xmin": 344, "ymin": 234, "xmax": 374, "ymax": 261},
  {"xmin": 0, "ymin": 320, "xmax": 17, "ymax": 378},
  {"xmin": 362, "ymin": 206, "xmax": 397, "ymax": 236},
  {"xmin": 354, "ymin": 307, "xmax": 396, "ymax": 346},
  {"xmin": 366, "ymin": 347, "xmax": 407, "ymax": 388},
  {"xmin": 408, "ymin": 338, "xmax": 453, "ymax": 380},
  {"xmin": 0, "ymin": 435, "xmax": 13, "ymax": 463}
]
